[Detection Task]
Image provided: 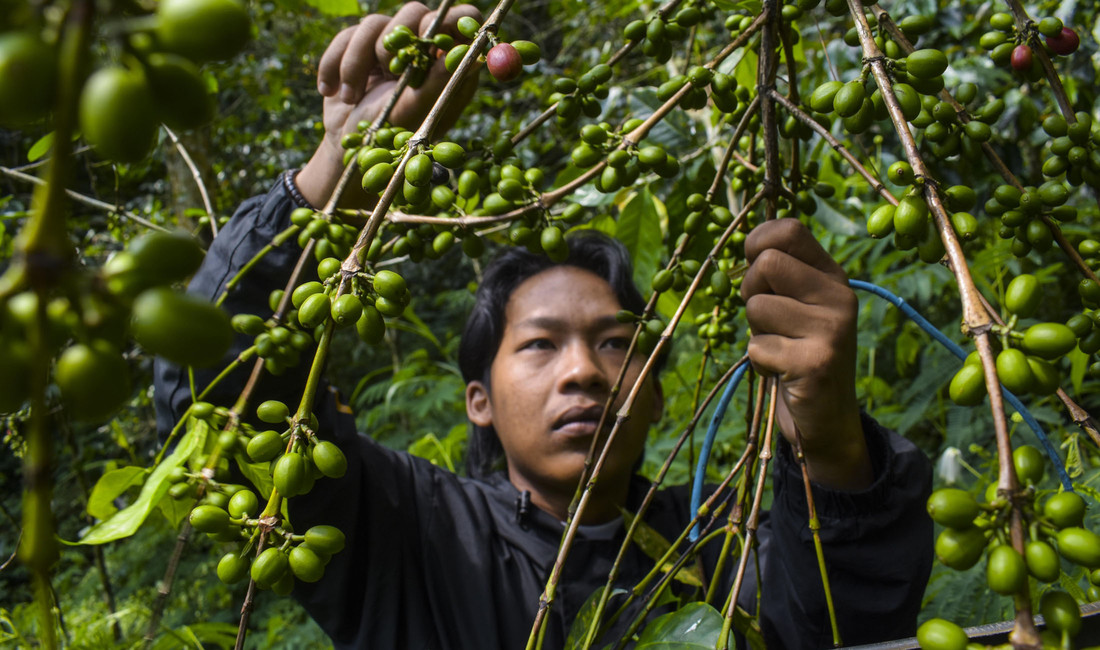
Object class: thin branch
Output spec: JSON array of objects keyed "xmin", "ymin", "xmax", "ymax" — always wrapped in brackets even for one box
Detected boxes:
[
  {"xmin": 718, "ymin": 381, "xmax": 779, "ymax": 650},
  {"xmin": 871, "ymin": 7, "xmax": 1099, "ymax": 286},
  {"xmin": 141, "ymin": 523, "xmax": 193, "ymax": 648},
  {"xmin": 844, "ymin": 1, "xmax": 1036, "ymax": 644},
  {"xmin": 0, "ymin": 165, "xmax": 168, "ymax": 231}
]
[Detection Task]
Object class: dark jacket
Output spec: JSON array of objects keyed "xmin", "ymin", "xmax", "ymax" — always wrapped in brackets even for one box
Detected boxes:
[{"xmin": 154, "ymin": 174, "xmax": 934, "ymax": 649}]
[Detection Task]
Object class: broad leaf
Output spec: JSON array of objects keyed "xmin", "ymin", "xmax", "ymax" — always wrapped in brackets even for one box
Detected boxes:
[
  {"xmin": 635, "ymin": 602, "xmax": 724, "ymax": 648},
  {"xmin": 235, "ymin": 451, "xmax": 275, "ymax": 500},
  {"xmin": 27, "ymin": 132, "xmax": 54, "ymax": 162},
  {"xmin": 76, "ymin": 420, "xmax": 207, "ymax": 544},
  {"xmin": 563, "ymin": 585, "xmax": 627, "ymax": 650},
  {"xmin": 618, "ymin": 188, "xmax": 664, "ymax": 294},
  {"xmin": 86, "ymin": 466, "xmax": 147, "ymax": 520}
]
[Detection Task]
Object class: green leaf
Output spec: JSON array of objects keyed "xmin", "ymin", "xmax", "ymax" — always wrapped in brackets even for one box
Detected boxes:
[
  {"xmin": 621, "ymin": 508, "xmax": 704, "ymax": 588},
  {"xmin": 563, "ymin": 585, "xmax": 627, "ymax": 650},
  {"xmin": 618, "ymin": 188, "xmax": 664, "ymax": 294},
  {"xmin": 234, "ymin": 451, "xmax": 276, "ymax": 500},
  {"xmin": 86, "ymin": 466, "xmax": 147, "ymax": 520},
  {"xmin": 27, "ymin": 131, "xmax": 54, "ymax": 162},
  {"xmin": 158, "ymin": 491, "xmax": 196, "ymax": 528},
  {"xmin": 1070, "ymin": 347, "xmax": 1087, "ymax": 396},
  {"xmin": 74, "ymin": 420, "xmax": 207, "ymax": 545},
  {"xmin": 635, "ymin": 602, "xmax": 725, "ymax": 648},
  {"xmin": 301, "ymin": 0, "xmax": 358, "ymax": 16}
]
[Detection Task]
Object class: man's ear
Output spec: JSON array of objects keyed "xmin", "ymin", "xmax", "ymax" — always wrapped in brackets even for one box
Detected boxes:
[{"xmin": 466, "ymin": 380, "xmax": 493, "ymax": 427}]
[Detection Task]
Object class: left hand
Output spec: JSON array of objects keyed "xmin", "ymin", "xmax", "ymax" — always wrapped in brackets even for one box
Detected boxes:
[{"xmin": 741, "ymin": 218, "xmax": 872, "ymax": 490}]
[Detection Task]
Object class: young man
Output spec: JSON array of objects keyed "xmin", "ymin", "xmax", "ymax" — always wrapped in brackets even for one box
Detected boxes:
[{"xmin": 154, "ymin": 3, "xmax": 933, "ymax": 647}]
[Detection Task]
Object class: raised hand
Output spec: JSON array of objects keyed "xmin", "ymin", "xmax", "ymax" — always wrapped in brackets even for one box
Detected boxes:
[
  {"xmin": 297, "ymin": 2, "xmax": 482, "ymax": 207},
  {"xmin": 741, "ymin": 218, "xmax": 873, "ymax": 490}
]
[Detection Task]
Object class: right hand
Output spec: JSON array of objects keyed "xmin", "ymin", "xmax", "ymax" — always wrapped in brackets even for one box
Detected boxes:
[{"xmin": 297, "ymin": 2, "xmax": 482, "ymax": 208}]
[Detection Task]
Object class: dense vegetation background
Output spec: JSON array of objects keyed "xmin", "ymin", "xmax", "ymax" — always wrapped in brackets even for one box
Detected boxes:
[{"xmin": 2, "ymin": 0, "xmax": 1099, "ymax": 645}]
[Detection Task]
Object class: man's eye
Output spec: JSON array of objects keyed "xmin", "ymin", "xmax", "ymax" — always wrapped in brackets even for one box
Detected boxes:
[
  {"xmin": 521, "ymin": 338, "xmax": 554, "ymax": 351},
  {"xmin": 604, "ymin": 336, "xmax": 631, "ymax": 350}
]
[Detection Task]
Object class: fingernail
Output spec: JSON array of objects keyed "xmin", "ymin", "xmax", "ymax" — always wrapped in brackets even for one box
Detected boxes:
[
  {"xmin": 318, "ymin": 81, "xmax": 333, "ymax": 96},
  {"xmin": 340, "ymin": 83, "xmax": 357, "ymax": 103}
]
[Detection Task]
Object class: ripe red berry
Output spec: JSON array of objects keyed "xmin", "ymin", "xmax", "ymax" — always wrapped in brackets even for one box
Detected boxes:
[
  {"xmin": 486, "ymin": 43, "xmax": 523, "ymax": 82},
  {"xmin": 1010, "ymin": 44, "xmax": 1033, "ymax": 71},
  {"xmin": 1046, "ymin": 28, "xmax": 1081, "ymax": 56}
]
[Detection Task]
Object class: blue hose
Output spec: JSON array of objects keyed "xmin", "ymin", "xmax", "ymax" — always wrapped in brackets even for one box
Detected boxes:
[{"xmin": 687, "ymin": 279, "xmax": 1072, "ymax": 539}]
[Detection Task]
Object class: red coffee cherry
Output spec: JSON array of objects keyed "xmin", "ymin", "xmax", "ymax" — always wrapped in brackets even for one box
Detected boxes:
[
  {"xmin": 1010, "ymin": 44, "xmax": 1033, "ymax": 71},
  {"xmin": 1047, "ymin": 28, "xmax": 1081, "ymax": 56},
  {"xmin": 486, "ymin": 43, "xmax": 523, "ymax": 81}
]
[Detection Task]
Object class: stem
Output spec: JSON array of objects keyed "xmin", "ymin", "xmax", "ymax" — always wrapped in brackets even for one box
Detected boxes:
[
  {"xmin": 756, "ymin": 0, "xmax": 781, "ymax": 219},
  {"xmin": 792, "ymin": 428, "xmax": 840, "ymax": 647},
  {"xmin": 581, "ymin": 359, "xmax": 749, "ymax": 648},
  {"xmin": 848, "ymin": 2, "xmax": 1037, "ymax": 639},
  {"xmin": 0, "ymin": 165, "xmax": 168, "ymax": 232},
  {"xmin": 60, "ymin": 420, "xmax": 122, "ymax": 640},
  {"xmin": 718, "ymin": 382, "xmax": 778, "ymax": 650},
  {"xmin": 707, "ymin": 372, "xmax": 766, "ymax": 606},
  {"xmin": 233, "ymin": 530, "xmax": 269, "ymax": 650},
  {"xmin": 164, "ymin": 126, "xmax": 217, "ymax": 238},
  {"xmin": 141, "ymin": 523, "xmax": 193, "ymax": 648}
]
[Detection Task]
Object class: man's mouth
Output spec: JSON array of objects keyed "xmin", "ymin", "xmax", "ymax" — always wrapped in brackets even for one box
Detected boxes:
[{"xmin": 552, "ymin": 405, "xmax": 608, "ymax": 437}]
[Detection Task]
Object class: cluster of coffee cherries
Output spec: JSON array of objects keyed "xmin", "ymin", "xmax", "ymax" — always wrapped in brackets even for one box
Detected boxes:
[
  {"xmin": 1036, "ymin": 112, "xmax": 1100, "ymax": 191},
  {"xmin": 163, "ymin": 399, "xmax": 347, "ymax": 592},
  {"xmin": 0, "ymin": 231, "xmax": 231, "ymax": 422},
  {"xmin": 948, "ymin": 274, "xmax": 1080, "ymax": 405},
  {"xmin": 921, "ymin": 450, "xmax": 1099, "ymax": 649},
  {"xmin": 622, "ymin": 0, "xmax": 718, "ymax": 64},
  {"xmin": 183, "ymin": 474, "xmax": 346, "ymax": 592},
  {"xmin": 441, "ymin": 16, "xmax": 540, "ymax": 83},
  {"xmin": 80, "ymin": 0, "xmax": 249, "ymax": 162},
  {"xmin": 979, "ymin": 12, "xmax": 1080, "ymax": 80}
]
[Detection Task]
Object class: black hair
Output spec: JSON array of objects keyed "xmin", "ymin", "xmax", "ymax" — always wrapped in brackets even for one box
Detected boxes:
[{"xmin": 458, "ymin": 231, "xmax": 661, "ymax": 479}]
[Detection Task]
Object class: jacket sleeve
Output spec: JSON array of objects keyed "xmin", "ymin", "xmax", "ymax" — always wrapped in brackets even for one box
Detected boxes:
[
  {"xmin": 758, "ymin": 412, "xmax": 933, "ymax": 649},
  {"xmin": 153, "ymin": 172, "xmax": 335, "ymax": 442},
  {"xmin": 151, "ymin": 175, "xmax": 458, "ymax": 648}
]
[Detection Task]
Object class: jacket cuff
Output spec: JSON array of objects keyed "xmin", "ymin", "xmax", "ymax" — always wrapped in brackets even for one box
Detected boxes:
[{"xmin": 773, "ymin": 411, "xmax": 898, "ymax": 520}]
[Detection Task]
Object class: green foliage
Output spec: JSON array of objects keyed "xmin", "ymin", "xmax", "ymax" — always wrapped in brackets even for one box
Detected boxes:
[{"xmin": 4, "ymin": 0, "xmax": 1100, "ymax": 643}]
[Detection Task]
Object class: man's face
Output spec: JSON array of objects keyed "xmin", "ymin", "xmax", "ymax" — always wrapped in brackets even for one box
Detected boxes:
[{"xmin": 465, "ymin": 266, "xmax": 663, "ymax": 504}]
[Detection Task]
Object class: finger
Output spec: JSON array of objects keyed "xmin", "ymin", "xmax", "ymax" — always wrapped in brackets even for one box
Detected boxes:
[
  {"xmin": 744, "ymin": 293, "xmax": 853, "ymax": 341},
  {"xmin": 420, "ymin": 3, "xmax": 484, "ymax": 41},
  {"xmin": 746, "ymin": 333, "xmax": 799, "ymax": 380},
  {"xmin": 375, "ymin": 2, "xmax": 431, "ymax": 72},
  {"xmin": 318, "ymin": 25, "xmax": 357, "ymax": 97},
  {"xmin": 339, "ymin": 14, "xmax": 391, "ymax": 104},
  {"xmin": 740, "ymin": 249, "xmax": 854, "ymax": 306},
  {"xmin": 744, "ymin": 218, "xmax": 847, "ymax": 283},
  {"xmin": 390, "ymin": 53, "xmax": 479, "ymax": 132}
]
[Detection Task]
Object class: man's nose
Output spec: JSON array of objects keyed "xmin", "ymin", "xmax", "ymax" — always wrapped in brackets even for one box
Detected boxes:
[{"xmin": 558, "ymin": 342, "xmax": 610, "ymax": 393}]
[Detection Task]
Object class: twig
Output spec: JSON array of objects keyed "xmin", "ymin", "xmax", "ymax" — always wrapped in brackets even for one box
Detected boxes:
[
  {"xmin": 717, "ymin": 380, "xmax": 779, "ymax": 650},
  {"xmin": 871, "ymin": 7, "xmax": 1099, "ymax": 286},
  {"xmin": 844, "ymin": 2, "xmax": 1037, "ymax": 644},
  {"xmin": 141, "ymin": 523, "xmax": 193, "ymax": 648},
  {"xmin": 792, "ymin": 428, "xmax": 840, "ymax": 646},
  {"xmin": 581, "ymin": 358, "xmax": 749, "ymax": 647},
  {"xmin": 61, "ymin": 419, "xmax": 123, "ymax": 640},
  {"xmin": 164, "ymin": 126, "xmax": 217, "ymax": 238},
  {"xmin": 770, "ymin": 90, "xmax": 896, "ymax": 205},
  {"xmin": 0, "ymin": 165, "xmax": 168, "ymax": 231}
]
